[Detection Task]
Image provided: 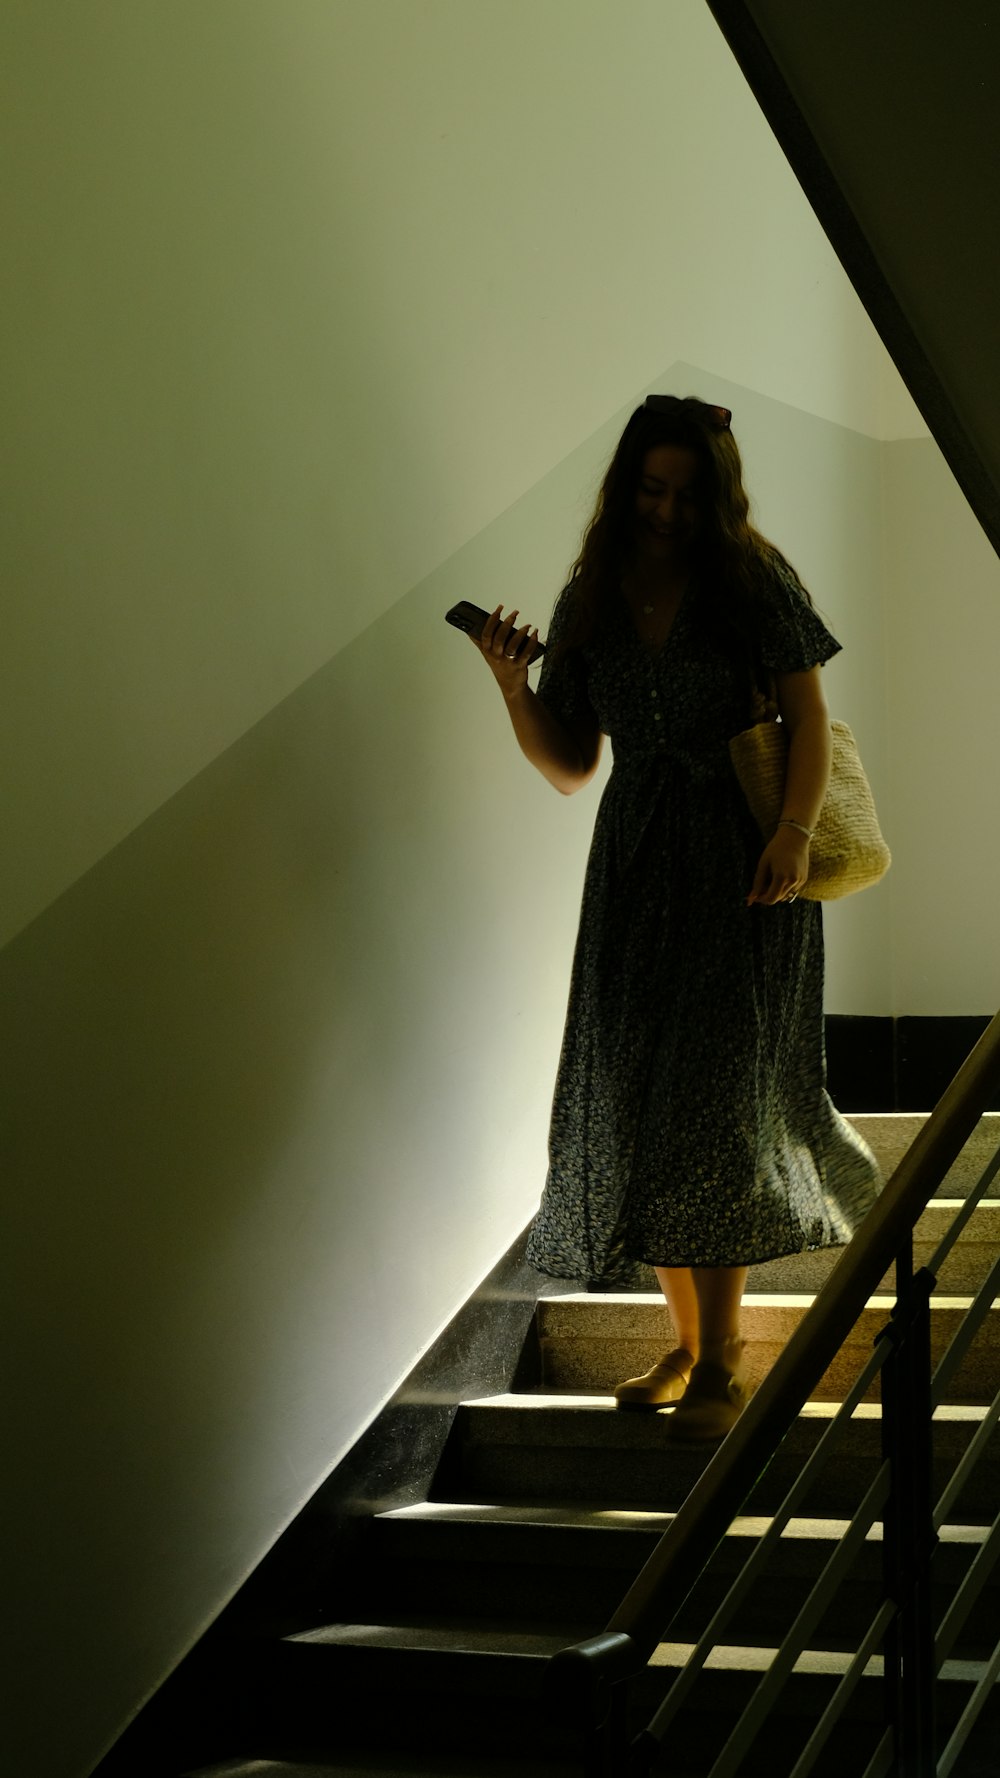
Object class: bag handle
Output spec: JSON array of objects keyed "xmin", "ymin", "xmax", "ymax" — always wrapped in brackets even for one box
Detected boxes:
[{"xmin": 744, "ymin": 643, "xmax": 779, "ymax": 728}]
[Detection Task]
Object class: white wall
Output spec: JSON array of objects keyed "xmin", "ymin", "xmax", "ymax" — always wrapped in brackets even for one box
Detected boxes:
[
  {"xmin": 2, "ymin": 0, "xmax": 899, "ymax": 948},
  {"xmin": 1, "ymin": 456, "xmax": 603, "ymax": 1778},
  {"xmin": 883, "ymin": 439, "xmax": 1000, "ymax": 1012},
  {"xmin": 1, "ymin": 5, "xmax": 990, "ymax": 1778}
]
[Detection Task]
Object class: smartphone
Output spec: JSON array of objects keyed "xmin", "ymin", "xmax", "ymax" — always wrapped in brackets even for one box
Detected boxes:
[{"xmin": 445, "ymin": 600, "xmax": 546, "ymax": 659}]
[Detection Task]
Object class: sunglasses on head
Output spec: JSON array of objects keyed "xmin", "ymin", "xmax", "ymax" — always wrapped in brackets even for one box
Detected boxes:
[{"xmin": 643, "ymin": 395, "xmax": 732, "ymax": 431}]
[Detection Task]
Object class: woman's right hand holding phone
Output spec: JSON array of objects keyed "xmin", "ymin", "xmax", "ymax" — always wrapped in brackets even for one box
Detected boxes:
[
  {"xmin": 470, "ymin": 601, "xmax": 602, "ymax": 794},
  {"xmin": 474, "ymin": 605, "xmax": 540, "ymax": 698}
]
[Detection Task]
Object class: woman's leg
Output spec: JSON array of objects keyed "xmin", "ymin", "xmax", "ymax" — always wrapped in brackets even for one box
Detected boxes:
[
  {"xmin": 613, "ymin": 1265, "xmax": 696, "ymax": 1408},
  {"xmin": 665, "ymin": 1264, "xmax": 749, "ymax": 1442},
  {"xmin": 653, "ymin": 1265, "xmax": 700, "ymax": 1359},
  {"xmin": 612, "ymin": 1263, "xmax": 747, "ymax": 1413},
  {"xmin": 691, "ymin": 1265, "xmax": 747, "ymax": 1369},
  {"xmin": 652, "ymin": 1263, "xmax": 747, "ymax": 1365}
]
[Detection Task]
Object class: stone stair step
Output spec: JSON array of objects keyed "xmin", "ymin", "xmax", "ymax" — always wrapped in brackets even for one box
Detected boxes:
[
  {"xmin": 208, "ymin": 1631, "xmax": 582, "ymax": 1769},
  {"xmin": 635, "ymin": 1641, "xmax": 1000, "ymax": 1773},
  {"xmin": 365, "ymin": 1502, "xmax": 999, "ymax": 1654},
  {"xmin": 181, "ymin": 1759, "xmax": 577, "ymax": 1778},
  {"xmin": 284, "ymin": 1621, "xmax": 991, "ymax": 1704},
  {"xmin": 211, "ymin": 1622, "xmax": 998, "ymax": 1778},
  {"xmin": 443, "ymin": 1396, "xmax": 1000, "ymax": 1521},
  {"xmin": 536, "ymin": 1292, "xmax": 1000, "ymax": 1403},
  {"xmin": 847, "ymin": 1113, "xmax": 1000, "ymax": 1198},
  {"xmin": 179, "ymin": 1117, "xmax": 1000, "ymax": 1778},
  {"xmin": 746, "ymin": 1198, "xmax": 1000, "ymax": 1295}
]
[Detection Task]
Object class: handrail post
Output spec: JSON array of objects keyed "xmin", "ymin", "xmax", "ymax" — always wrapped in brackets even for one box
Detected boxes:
[
  {"xmin": 545, "ymin": 1011, "xmax": 1000, "ymax": 1772},
  {"xmin": 545, "ymin": 1631, "xmax": 640, "ymax": 1777},
  {"xmin": 881, "ymin": 1233, "xmax": 938, "ymax": 1775}
]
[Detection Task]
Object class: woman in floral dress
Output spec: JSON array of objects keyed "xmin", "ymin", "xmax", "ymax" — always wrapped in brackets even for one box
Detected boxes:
[{"xmin": 471, "ymin": 395, "xmax": 879, "ymax": 1441}]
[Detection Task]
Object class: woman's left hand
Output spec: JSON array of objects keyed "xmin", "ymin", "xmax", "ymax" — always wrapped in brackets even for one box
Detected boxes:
[{"xmin": 747, "ymin": 829, "xmax": 810, "ymax": 906}]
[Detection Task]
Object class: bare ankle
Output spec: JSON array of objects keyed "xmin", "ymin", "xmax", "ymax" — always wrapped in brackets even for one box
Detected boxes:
[{"xmin": 699, "ymin": 1334, "xmax": 744, "ymax": 1369}]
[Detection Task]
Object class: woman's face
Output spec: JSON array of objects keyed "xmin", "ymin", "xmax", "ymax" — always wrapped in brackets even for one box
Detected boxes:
[{"xmin": 633, "ymin": 444, "xmax": 706, "ymax": 564}]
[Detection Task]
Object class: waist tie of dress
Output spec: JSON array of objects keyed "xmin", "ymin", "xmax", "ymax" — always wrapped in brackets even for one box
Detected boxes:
[
  {"xmin": 603, "ymin": 744, "xmax": 744, "ymax": 876},
  {"xmin": 610, "ymin": 743, "xmax": 732, "ymax": 786}
]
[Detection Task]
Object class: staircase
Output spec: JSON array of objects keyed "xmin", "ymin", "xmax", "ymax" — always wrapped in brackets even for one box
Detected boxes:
[{"xmin": 181, "ymin": 1115, "xmax": 1000, "ymax": 1778}]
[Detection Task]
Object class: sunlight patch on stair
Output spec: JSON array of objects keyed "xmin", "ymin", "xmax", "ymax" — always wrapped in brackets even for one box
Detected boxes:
[
  {"xmin": 381, "ymin": 1501, "xmax": 676, "ymax": 1527},
  {"xmin": 649, "ymin": 1643, "xmax": 998, "ymax": 1683},
  {"xmin": 799, "ymin": 1400, "xmax": 882, "ymax": 1420},
  {"xmin": 377, "ymin": 1502, "xmax": 993, "ymax": 1549},
  {"xmin": 461, "ymin": 1392, "xmax": 617, "ymax": 1409}
]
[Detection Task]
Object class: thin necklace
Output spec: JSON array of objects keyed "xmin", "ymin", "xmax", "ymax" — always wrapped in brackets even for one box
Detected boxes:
[{"xmin": 633, "ymin": 582, "xmax": 687, "ymax": 616}]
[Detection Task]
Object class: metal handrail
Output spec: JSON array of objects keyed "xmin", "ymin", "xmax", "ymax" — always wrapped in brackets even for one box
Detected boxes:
[
  {"xmin": 641, "ymin": 1332, "xmax": 892, "ymax": 1740},
  {"xmin": 938, "ymin": 1636, "xmax": 1000, "ymax": 1778},
  {"xmin": 924, "ymin": 1139, "xmax": 1000, "ymax": 1276},
  {"xmin": 613, "ymin": 1009, "xmax": 1000, "ymax": 1659},
  {"xmin": 929, "ymin": 1241, "xmax": 1000, "ymax": 1405},
  {"xmin": 934, "ymin": 1390, "xmax": 1000, "ymax": 1529},
  {"xmin": 935, "ymin": 1498, "xmax": 1000, "ymax": 1667},
  {"xmin": 548, "ymin": 1007, "xmax": 1000, "ymax": 1732},
  {"xmin": 789, "ymin": 1598, "xmax": 896, "ymax": 1778},
  {"xmin": 702, "ymin": 1464, "xmax": 892, "ymax": 1778}
]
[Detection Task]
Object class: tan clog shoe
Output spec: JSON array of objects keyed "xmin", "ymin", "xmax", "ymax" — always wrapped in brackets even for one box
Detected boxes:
[{"xmin": 613, "ymin": 1348, "xmax": 694, "ymax": 1411}]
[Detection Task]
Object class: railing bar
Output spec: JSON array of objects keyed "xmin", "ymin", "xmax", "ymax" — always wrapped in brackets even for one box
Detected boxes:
[
  {"xmin": 641, "ymin": 1340, "xmax": 892, "ymax": 1744},
  {"xmin": 861, "ymin": 1724, "xmax": 895, "ymax": 1778},
  {"xmin": 924, "ymin": 1139, "xmax": 1000, "ymax": 1276},
  {"xmin": 787, "ymin": 1599, "xmax": 896, "ymax": 1778},
  {"xmin": 702, "ymin": 1466, "xmax": 892, "ymax": 1778},
  {"xmin": 604, "ymin": 1012, "xmax": 1000, "ymax": 1665},
  {"xmin": 930, "ymin": 1252, "xmax": 1000, "ymax": 1405},
  {"xmin": 549, "ymin": 1013, "xmax": 1000, "ymax": 1776},
  {"xmin": 935, "ymin": 1508, "xmax": 1000, "ymax": 1667},
  {"xmin": 933, "ymin": 1385, "xmax": 1000, "ymax": 1528},
  {"xmin": 936, "ymin": 1634, "xmax": 1000, "ymax": 1778}
]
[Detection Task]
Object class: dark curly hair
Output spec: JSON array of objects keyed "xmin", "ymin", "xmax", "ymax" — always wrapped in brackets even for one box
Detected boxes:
[{"xmin": 553, "ymin": 395, "xmax": 806, "ymax": 661}]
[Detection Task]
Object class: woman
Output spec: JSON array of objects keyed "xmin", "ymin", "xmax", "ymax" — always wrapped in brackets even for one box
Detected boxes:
[{"xmin": 472, "ymin": 395, "xmax": 879, "ymax": 1442}]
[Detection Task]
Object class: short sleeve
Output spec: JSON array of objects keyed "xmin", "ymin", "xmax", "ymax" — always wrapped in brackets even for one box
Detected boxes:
[
  {"xmin": 757, "ymin": 562, "xmax": 841, "ymax": 674},
  {"xmin": 534, "ymin": 585, "xmax": 597, "ymax": 731}
]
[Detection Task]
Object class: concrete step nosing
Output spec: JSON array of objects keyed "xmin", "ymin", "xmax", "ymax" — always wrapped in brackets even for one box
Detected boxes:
[{"xmin": 280, "ymin": 1624, "xmax": 998, "ymax": 1689}]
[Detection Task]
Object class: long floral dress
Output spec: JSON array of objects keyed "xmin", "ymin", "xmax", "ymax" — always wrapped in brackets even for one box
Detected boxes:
[{"xmin": 525, "ymin": 566, "xmax": 880, "ymax": 1287}]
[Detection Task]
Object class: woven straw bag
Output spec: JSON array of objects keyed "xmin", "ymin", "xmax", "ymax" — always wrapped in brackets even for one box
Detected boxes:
[{"xmin": 729, "ymin": 692, "xmax": 891, "ymax": 900}]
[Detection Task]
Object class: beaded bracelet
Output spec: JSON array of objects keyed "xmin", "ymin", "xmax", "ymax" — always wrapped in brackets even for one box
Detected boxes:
[{"xmin": 778, "ymin": 817, "xmax": 814, "ymax": 840}]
